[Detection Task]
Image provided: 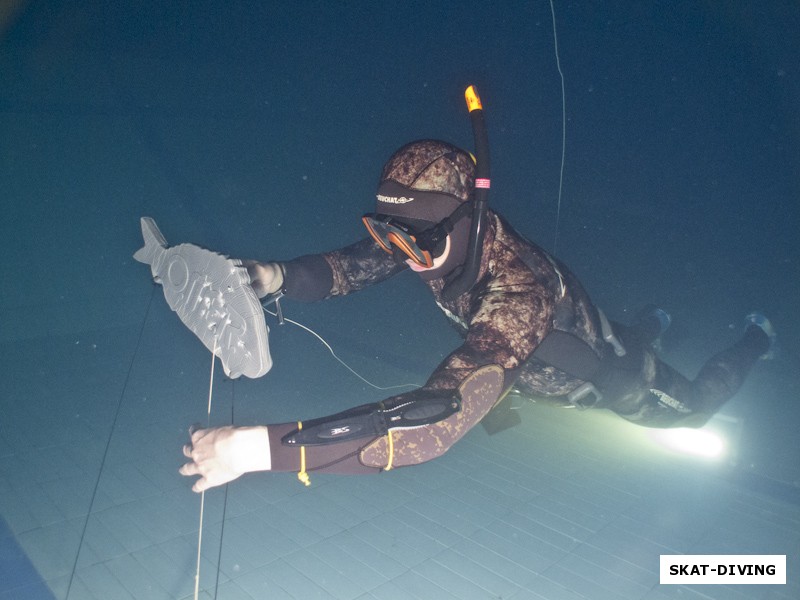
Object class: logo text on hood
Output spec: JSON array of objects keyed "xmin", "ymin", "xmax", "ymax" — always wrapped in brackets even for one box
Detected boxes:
[{"xmin": 377, "ymin": 194, "xmax": 414, "ymax": 204}]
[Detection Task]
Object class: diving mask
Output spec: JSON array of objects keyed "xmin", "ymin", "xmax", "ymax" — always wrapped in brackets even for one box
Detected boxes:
[
  {"xmin": 363, "ymin": 200, "xmax": 472, "ymax": 269},
  {"xmin": 362, "ymin": 214, "xmax": 436, "ymax": 268}
]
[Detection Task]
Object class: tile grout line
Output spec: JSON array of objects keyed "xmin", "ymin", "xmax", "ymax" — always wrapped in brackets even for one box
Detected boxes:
[{"xmin": 64, "ymin": 285, "xmax": 156, "ymax": 600}]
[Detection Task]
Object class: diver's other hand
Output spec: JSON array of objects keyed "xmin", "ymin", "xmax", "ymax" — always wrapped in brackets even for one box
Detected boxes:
[
  {"xmin": 243, "ymin": 261, "xmax": 284, "ymax": 298},
  {"xmin": 179, "ymin": 425, "xmax": 272, "ymax": 493}
]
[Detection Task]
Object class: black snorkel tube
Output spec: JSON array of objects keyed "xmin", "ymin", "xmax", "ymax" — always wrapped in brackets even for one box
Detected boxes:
[{"xmin": 442, "ymin": 85, "xmax": 491, "ymax": 301}]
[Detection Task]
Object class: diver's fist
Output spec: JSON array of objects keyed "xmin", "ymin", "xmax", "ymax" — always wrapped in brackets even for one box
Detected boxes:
[{"xmin": 243, "ymin": 261, "xmax": 284, "ymax": 298}]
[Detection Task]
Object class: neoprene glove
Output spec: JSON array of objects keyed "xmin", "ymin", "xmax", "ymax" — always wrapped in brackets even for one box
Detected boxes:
[{"xmin": 244, "ymin": 261, "xmax": 284, "ymax": 298}]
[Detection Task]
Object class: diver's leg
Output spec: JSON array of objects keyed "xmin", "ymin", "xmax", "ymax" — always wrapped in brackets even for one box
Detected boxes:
[
  {"xmin": 686, "ymin": 321, "xmax": 771, "ymax": 415},
  {"xmin": 627, "ymin": 318, "xmax": 773, "ymax": 428}
]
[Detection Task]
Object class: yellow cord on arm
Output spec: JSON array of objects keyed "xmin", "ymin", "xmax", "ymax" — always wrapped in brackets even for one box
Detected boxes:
[{"xmin": 296, "ymin": 421, "xmax": 311, "ymax": 486}]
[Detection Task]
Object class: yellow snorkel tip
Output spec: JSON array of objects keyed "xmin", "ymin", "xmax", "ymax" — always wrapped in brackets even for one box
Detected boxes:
[
  {"xmin": 442, "ymin": 83, "xmax": 490, "ymax": 301},
  {"xmin": 464, "ymin": 85, "xmax": 483, "ymax": 112}
]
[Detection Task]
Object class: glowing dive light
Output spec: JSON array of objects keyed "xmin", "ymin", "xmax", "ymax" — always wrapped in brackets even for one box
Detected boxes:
[{"xmin": 647, "ymin": 427, "xmax": 727, "ymax": 459}]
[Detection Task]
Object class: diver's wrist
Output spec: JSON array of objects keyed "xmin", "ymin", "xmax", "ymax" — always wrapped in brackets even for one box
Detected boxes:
[{"xmin": 234, "ymin": 426, "xmax": 272, "ymax": 473}]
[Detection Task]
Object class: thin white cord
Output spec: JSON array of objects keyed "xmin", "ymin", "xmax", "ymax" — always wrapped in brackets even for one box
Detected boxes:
[
  {"xmin": 263, "ymin": 307, "xmax": 419, "ymax": 391},
  {"xmin": 193, "ymin": 335, "xmax": 217, "ymax": 600},
  {"xmin": 550, "ymin": 0, "xmax": 567, "ymax": 255}
]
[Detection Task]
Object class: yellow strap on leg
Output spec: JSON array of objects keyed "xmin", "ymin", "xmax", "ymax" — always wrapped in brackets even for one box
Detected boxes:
[{"xmin": 296, "ymin": 421, "xmax": 311, "ymax": 486}]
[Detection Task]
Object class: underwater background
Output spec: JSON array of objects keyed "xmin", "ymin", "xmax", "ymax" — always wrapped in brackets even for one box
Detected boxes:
[{"xmin": 1, "ymin": 1, "xmax": 798, "ymax": 599}]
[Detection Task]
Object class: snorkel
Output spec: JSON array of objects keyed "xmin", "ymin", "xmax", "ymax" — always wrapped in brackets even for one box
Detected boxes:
[{"xmin": 441, "ymin": 85, "xmax": 491, "ymax": 301}]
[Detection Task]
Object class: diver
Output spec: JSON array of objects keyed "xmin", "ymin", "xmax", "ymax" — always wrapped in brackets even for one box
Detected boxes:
[{"xmin": 179, "ymin": 138, "xmax": 776, "ymax": 493}]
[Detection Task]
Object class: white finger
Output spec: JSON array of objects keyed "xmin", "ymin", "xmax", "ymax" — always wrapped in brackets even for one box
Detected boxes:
[{"xmin": 179, "ymin": 461, "xmax": 199, "ymax": 477}]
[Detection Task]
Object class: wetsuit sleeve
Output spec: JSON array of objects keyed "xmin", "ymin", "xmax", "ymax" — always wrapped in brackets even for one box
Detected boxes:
[
  {"xmin": 324, "ymin": 237, "xmax": 408, "ymax": 296},
  {"xmin": 282, "ymin": 238, "xmax": 406, "ymax": 302},
  {"xmin": 267, "ymin": 364, "xmax": 506, "ymax": 476},
  {"xmin": 281, "ymin": 254, "xmax": 333, "ymax": 302}
]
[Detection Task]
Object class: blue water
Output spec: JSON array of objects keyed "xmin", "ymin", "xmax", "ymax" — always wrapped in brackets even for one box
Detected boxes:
[{"xmin": 1, "ymin": 2, "xmax": 798, "ymax": 599}]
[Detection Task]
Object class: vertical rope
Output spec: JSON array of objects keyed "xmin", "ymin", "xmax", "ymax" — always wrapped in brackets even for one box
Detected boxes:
[
  {"xmin": 193, "ymin": 335, "xmax": 217, "ymax": 600},
  {"xmin": 549, "ymin": 0, "xmax": 567, "ymax": 255},
  {"xmin": 212, "ymin": 382, "xmax": 234, "ymax": 599}
]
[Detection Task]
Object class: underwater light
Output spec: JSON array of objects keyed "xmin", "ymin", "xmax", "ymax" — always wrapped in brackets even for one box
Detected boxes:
[{"xmin": 647, "ymin": 427, "xmax": 727, "ymax": 459}]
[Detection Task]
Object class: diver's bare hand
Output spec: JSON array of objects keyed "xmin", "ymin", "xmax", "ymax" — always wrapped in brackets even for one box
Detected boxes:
[
  {"xmin": 242, "ymin": 261, "xmax": 283, "ymax": 298},
  {"xmin": 179, "ymin": 425, "xmax": 271, "ymax": 493}
]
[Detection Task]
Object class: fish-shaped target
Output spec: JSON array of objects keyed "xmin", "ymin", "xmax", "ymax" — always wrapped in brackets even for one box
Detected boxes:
[{"xmin": 133, "ymin": 217, "xmax": 271, "ymax": 379}]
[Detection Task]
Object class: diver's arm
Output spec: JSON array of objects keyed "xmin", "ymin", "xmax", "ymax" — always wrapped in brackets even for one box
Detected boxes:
[
  {"xmin": 179, "ymin": 284, "xmax": 545, "ymax": 491},
  {"xmin": 180, "ymin": 298, "xmax": 542, "ymax": 492},
  {"xmin": 179, "ymin": 303, "xmax": 530, "ymax": 492},
  {"xmin": 179, "ymin": 363, "xmax": 503, "ymax": 492},
  {"xmin": 322, "ymin": 237, "xmax": 407, "ymax": 296},
  {"xmin": 247, "ymin": 238, "xmax": 405, "ymax": 302}
]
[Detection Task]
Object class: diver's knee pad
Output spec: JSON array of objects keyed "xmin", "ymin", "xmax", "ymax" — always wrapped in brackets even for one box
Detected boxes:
[
  {"xmin": 615, "ymin": 388, "xmax": 713, "ymax": 428},
  {"xmin": 360, "ymin": 364, "xmax": 504, "ymax": 469}
]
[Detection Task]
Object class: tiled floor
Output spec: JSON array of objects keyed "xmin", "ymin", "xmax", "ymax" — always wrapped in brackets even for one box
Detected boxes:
[{"xmin": 1, "ymin": 304, "xmax": 797, "ymax": 599}]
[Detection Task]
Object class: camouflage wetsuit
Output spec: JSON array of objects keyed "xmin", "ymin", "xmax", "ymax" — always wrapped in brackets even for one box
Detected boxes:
[{"xmin": 266, "ymin": 211, "xmax": 769, "ymax": 475}]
